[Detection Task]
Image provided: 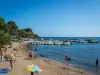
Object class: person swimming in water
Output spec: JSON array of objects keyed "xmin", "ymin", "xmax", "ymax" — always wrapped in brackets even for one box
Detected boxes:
[
  {"xmin": 65, "ymin": 55, "xmax": 71, "ymax": 61},
  {"xmin": 96, "ymin": 58, "xmax": 99, "ymax": 66},
  {"xmin": 35, "ymin": 47, "xmax": 37, "ymax": 51}
]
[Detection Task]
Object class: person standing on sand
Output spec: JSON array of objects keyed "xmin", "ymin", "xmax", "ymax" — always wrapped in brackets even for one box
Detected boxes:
[
  {"xmin": 29, "ymin": 52, "xmax": 32, "ymax": 60},
  {"xmin": 9, "ymin": 54, "xmax": 15, "ymax": 71},
  {"xmin": 9, "ymin": 59, "xmax": 14, "ymax": 71}
]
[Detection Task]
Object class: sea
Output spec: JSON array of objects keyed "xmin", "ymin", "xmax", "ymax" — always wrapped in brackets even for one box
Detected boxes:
[{"xmin": 30, "ymin": 37, "xmax": 100, "ymax": 75}]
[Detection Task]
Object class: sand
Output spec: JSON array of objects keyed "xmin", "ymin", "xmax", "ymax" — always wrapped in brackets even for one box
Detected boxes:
[{"xmin": 0, "ymin": 42, "xmax": 94, "ymax": 75}]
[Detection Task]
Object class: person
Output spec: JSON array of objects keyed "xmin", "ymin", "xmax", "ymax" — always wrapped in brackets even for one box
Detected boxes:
[
  {"xmin": 9, "ymin": 54, "xmax": 15, "ymax": 71},
  {"xmin": 35, "ymin": 47, "xmax": 37, "ymax": 51},
  {"xmin": 65, "ymin": 55, "xmax": 71, "ymax": 61},
  {"xmin": 9, "ymin": 59, "xmax": 14, "ymax": 71},
  {"xmin": 96, "ymin": 58, "xmax": 99, "ymax": 66},
  {"xmin": 31, "ymin": 72, "xmax": 34, "ymax": 75},
  {"xmin": 65, "ymin": 55, "xmax": 68, "ymax": 60},
  {"xmin": 10, "ymin": 54, "xmax": 16, "ymax": 62},
  {"xmin": 29, "ymin": 52, "xmax": 32, "ymax": 60}
]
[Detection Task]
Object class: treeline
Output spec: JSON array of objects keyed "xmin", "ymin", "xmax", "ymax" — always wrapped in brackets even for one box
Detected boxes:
[
  {"xmin": 0, "ymin": 17, "xmax": 40, "ymax": 40},
  {"xmin": 0, "ymin": 17, "xmax": 40, "ymax": 61},
  {"xmin": 18, "ymin": 28, "xmax": 39, "ymax": 39}
]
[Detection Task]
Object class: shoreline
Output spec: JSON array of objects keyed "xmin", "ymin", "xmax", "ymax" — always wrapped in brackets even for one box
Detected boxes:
[
  {"xmin": 25, "ymin": 42, "xmax": 94, "ymax": 75},
  {"xmin": 0, "ymin": 42, "xmax": 94, "ymax": 75}
]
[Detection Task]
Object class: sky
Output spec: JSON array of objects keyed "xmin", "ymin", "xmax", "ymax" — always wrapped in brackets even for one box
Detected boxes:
[{"xmin": 0, "ymin": 0, "xmax": 100, "ymax": 37}]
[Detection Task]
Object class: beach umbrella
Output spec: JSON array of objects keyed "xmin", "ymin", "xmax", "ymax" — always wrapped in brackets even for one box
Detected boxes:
[{"xmin": 26, "ymin": 64, "xmax": 42, "ymax": 72}]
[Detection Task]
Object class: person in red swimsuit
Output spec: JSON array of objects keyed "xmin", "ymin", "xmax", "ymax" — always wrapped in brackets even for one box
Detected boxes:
[{"xmin": 29, "ymin": 52, "xmax": 32, "ymax": 60}]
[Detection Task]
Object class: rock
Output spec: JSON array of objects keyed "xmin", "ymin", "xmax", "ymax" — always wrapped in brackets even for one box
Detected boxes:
[{"xmin": 62, "ymin": 67, "xmax": 70, "ymax": 70}]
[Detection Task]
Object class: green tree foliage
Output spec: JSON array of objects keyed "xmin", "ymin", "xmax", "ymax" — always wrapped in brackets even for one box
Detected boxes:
[
  {"xmin": 0, "ymin": 30, "xmax": 11, "ymax": 61},
  {"xmin": 7, "ymin": 21, "xmax": 18, "ymax": 35},
  {"xmin": 0, "ymin": 30, "xmax": 11, "ymax": 45},
  {"xmin": 34, "ymin": 34, "xmax": 40, "ymax": 39},
  {"xmin": 0, "ymin": 17, "xmax": 40, "ymax": 40},
  {"xmin": 18, "ymin": 29, "xmax": 34, "ymax": 38},
  {"xmin": 0, "ymin": 16, "xmax": 40, "ymax": 60},
  {"xmin": 26, "ymin": 32, "xmax": 34, "ymax": 38},
  {"xmin": 18, "ymin": 29, "xmax": 26, "ymax": 38},
  {"xmin": 0, "ymin": 17, "xmax": 5, "ymax": 25},
  {"xmin": 0, "ymin": 17, "xmax": 8, "ymax": 32},
  {"xmin": 24, "ymin": 28, "xmax": 32, "ymax": 32}
]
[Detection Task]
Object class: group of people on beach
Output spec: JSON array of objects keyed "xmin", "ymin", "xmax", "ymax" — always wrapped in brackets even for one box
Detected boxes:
[
  {"xmin": 3, "ymin": 47, "xmax": 18, "ymax": 72},
  {"xmin": 28, "ymin": 47, "xmax": 38, "ymax": 60}
]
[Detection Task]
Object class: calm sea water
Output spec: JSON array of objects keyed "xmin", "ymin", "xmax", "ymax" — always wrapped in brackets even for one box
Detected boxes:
[{"xmin": 31, "ymin": 37, "xmax": 100, "ymax": 75}]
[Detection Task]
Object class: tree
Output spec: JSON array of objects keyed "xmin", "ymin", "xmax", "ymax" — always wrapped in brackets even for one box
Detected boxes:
[
  {"xmin": 34, "ymin": 34, "xmax": 40, "ymax": 39},
  {"xmin": 24, "ymin": 28, "xmax": 32, "ymax": 32},
  {"xmin": 0, "ymin": 30, "xmax": 11, "ymax": 61},
  {"xmin": 0, "ymin": 17, "xmax": 5, "ymax": 25},
  {"xmin": 7, "ymin": 21, "xmax": 18, "ymax": 35},
  {"xmin": 26, "ymin": 32, "xmax": 34, "ymax": 38},
  {"xmin": 18, "ymin": 28, "xmax": 40, "ymax": 39},
  {"xmin": 0, "ymin": 17, "xmax": 8, "ymax": 32},
  {"xmin": 18, "ymin": 29, "xmax": 26, "ymax": 38},
  {"xmin": 18, "ymin": 28, "xmax": 34, "ymax": 38}
]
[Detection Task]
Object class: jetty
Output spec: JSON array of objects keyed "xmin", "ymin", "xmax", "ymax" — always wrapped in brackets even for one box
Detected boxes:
[
  {"xmin": 33, "ymin": 39, "xmax": 72, "ymax": 45},
  {"xmin": 21, "ymin": 38, "xmax": 100, "ymax": 45}
]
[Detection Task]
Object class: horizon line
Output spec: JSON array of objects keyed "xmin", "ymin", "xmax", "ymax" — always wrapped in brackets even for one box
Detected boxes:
[{"xmin": 40, "ymin": 36, "xmax": 100, "ymax": 37}]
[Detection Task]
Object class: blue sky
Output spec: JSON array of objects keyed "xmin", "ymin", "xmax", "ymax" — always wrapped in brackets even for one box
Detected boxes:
[{"xmin": 0, "ymin": 0, "xmax": 100, "ymax": 37}]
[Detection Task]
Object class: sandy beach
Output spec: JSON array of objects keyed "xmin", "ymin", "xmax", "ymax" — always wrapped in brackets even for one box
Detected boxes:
[{"xmin": 0, "ymin": 42, "xmax": 93, "ymax": 75}]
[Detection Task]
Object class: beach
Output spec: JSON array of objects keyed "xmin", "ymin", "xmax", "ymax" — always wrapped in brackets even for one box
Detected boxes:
[{"xmin": 0, "ymin": 42, "xmax": 93, "ymax": 75}]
